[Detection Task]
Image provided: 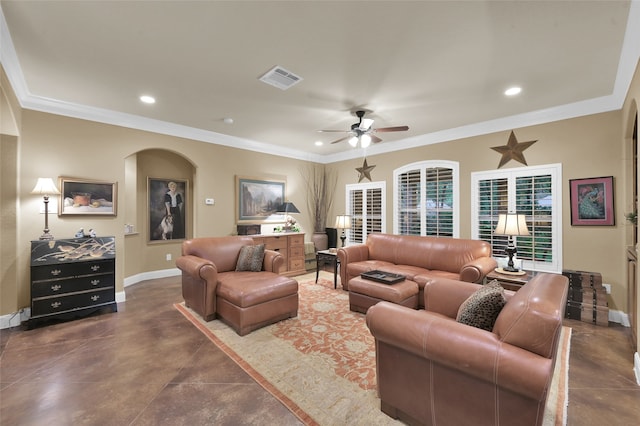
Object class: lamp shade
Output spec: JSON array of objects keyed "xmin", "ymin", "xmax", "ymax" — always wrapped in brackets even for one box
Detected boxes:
[
  {"xmin": 31, "ymin": 178, "xmax": 60, "ymax": 196},
  {"xmin": 494, "ymin": 213, "xmax": 530, "ymax": 236},
  {"xmin": 334, "ymin": 215, "xmax": 352, "ymax": 229},
  {"xmin": 277, "ymin": 202, "xmax": 300, "ymax": 214}
]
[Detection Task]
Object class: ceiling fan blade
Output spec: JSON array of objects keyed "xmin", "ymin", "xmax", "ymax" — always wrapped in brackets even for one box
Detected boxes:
[
  {"xmin": 318, "ymin": 129, "xmax": 350, "ymax": 133},
  {"xmin": 359, "ymin": 118, "xmax": 374, "ymax": 131},
  {"xmin": 375, "ymin": 125, "xmax": 409, "ymax": 133},
  {"xmin": 371, "ymin": 134, "xmax": 383, "ymax": 144},
  {"xmin": 330, "ymin": 135, "xmax": 352, "ymax": 144}
]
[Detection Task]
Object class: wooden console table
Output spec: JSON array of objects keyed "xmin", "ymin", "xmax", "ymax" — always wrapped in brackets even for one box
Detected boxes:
[{"xmin": 485, "ymin": 269, "xmax": 537, "ymax": 292}]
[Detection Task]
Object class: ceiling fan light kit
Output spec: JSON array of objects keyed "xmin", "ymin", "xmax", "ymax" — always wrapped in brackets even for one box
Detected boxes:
[{"xmin": 321, "ymin": 110, "xmax": 409, "ymax": 148}]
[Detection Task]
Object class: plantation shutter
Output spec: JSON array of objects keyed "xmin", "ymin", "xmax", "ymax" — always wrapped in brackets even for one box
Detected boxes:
[
  {"xmin": 394, "ymin": 161, "xmax": 459, "ymax": 237},
  {"xmin": 425, "ymin": 167, "xmax": 454, "ymax": 237},
  {"xmin": 346, "ymin": 182, "xmax": 386, "ymax": 244},
  {"xmin": 472, "ymin": 164, "xmax": 561, "ymax": 272}
]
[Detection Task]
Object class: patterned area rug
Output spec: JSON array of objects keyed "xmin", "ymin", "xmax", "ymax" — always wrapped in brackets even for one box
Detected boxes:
[{"xmin": 175, "ymin": 271, "xmax": 571, "ymax": 425}]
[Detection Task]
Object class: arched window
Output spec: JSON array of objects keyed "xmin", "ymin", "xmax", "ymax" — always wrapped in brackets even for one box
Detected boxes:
[{"xmin": 393, "ymin": 160, "xmax": 459, "ymax": 237}]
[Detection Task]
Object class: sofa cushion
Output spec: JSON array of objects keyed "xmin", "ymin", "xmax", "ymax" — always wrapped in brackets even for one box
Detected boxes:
[
  {"xmin": 235, "ymin": 244, "xmax": 265, "ymax": 272},
  {"xmin": 456, "ymin": 280, "xmax": 506, "ymax": 331}
]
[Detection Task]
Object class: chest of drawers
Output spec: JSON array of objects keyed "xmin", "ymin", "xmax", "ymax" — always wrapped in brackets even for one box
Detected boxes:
[
  {"xmin": 30, "ymin": 236, "xmax": 117, "ymax": 328},
  {"xmin": 252, "ymin": 233, "xmax": 306, "ymax": 276}
]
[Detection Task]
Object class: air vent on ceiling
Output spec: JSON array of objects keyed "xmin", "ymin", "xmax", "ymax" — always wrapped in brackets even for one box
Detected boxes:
[{"xmin": 259, "ymin": 66, "xmax": 303, "ymax": 90}]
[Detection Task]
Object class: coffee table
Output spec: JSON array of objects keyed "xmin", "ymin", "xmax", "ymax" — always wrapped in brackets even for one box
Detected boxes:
[{"xmin": 316, "ymin": 249, "xmax": 340, "ymax": 289}]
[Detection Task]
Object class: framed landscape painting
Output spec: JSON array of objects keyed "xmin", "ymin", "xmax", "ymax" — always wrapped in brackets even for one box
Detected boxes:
[
  {"xmin": 569, "ymin": 176, "xmax": 615, "ymax": 226},
  {"xmin": 236, "ymin": 176, "xmax": 285, "ymax": 222},
  {"xmin": 58, "ymin": 177, "xmax": 117, "ymax": 216}
]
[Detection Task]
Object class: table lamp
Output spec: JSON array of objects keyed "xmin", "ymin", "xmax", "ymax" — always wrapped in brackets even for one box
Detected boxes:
[
  {"xmin": 277, "ymin": 202, "xmax": 300, "ymax": 232},
  {"xmin": 494, "ymin": 213, "xmax": 529, "ymax": 274},
  {"xmin": 334, "ymin": 215, "xmax": 352, "ymax": 247},
  {"xmin": 31, "ymin": 177, "xmax": 61, "ymax": 240}
]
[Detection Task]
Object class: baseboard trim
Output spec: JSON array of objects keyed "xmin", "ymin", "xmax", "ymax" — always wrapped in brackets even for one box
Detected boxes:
[
  {"xmin": 608, "ymin": 309, "xmax": 631, "ymax": 326},
  {"xmin": 0, "ymin": 308, "xmax": 30, "ymax": 329},
  {"xmin": 634, "ymin": 352, "xmax": 640, "ymax": 386},
  {"xmin": 124, "ymin": 268, "xmax": 181, "ymax": 287}
]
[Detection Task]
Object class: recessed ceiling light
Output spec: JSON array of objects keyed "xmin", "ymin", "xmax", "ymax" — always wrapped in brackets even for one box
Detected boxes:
[
  {"xmin": 504, "ymin": 87, "xmax": 522, "ymax": 96},
  {"xmin": 139, "ymin": 95, "xmax": 156, "ymax": 104},
  {"xmin": 315, "ymin": 141, "xmax": 323, "ymax": 146},
  {"xmin": 223, "ymin": 117, "xmax": 234, "ymax": 124}
]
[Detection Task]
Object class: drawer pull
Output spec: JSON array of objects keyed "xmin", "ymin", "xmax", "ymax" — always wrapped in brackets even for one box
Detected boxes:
[
  {"xmin": 51, "ymin": 284, "xmax": 62, "ymax": 291},
  {"xmin": 91, "ymin": 265, "xmax": 101, "ymax": 272},
  {"xmin": 91, "ymin": 279, "xmax": 100, "ymax": 286},
  {"xmin": 51, "ymin": 301, "xmax": 62, "ymax": 309},
  {"xmin": 50, "ymin": 269, "xmax": 61, "ymax": 276},
  {"xmin": 91, "ymin": 295, "xmax": 100, "ymax": 302}
]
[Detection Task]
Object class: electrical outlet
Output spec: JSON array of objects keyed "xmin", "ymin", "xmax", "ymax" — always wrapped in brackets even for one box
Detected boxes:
[
  {"xmin": 166, "ymin": 253, "xmax": 172, "ymax": 261},
  {"xmin": 602, "ymin": 283, "xmax": 611, "ymax": 294}
]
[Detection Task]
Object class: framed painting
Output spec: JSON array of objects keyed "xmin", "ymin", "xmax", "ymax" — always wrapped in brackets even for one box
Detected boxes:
[
  {"xmin": 569, "ymin": 176, "xmax": 615, "ymax": 226},
  {"xmin": 58, "ymin": 177, "xmax": 117, "ymax": 216},
  {"xmin": 148, "ymin": 178, "xmax": 188, "ymax": 242},
  {"xmin": 236, "ymin": 176, "xmax": 285, "ymax": 222}
]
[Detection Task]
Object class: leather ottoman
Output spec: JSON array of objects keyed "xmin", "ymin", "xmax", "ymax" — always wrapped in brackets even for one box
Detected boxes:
[{"xmin": 348, "ymin": 276, "xmax": 419, "ymax": 313}]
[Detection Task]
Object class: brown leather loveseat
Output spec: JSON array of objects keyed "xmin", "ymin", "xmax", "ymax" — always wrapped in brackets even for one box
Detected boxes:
[
  {"xmin": 176, "ymin": 236, "xmax": 298, "ymax": 335},
  {"xmin": 366, "ymin": 273, "xmax": 569, "ymax": 426},
  {"xmin": 337, "ymin": 233, "xmax": 497, "ymax": 307}
]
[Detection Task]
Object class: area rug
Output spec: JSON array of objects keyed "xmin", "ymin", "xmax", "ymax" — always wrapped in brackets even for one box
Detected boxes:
[{"xmin": 175, "ymin": 271, "xmax": 571, "ymax": 426}]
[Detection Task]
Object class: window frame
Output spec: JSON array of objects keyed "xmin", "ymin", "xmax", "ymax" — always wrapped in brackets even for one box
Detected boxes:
[
  {"xmin": 345, "ymin": 181, "xmax": 386, "ymax": 245},
  {"xmin": 471, "ymin": 163, "xmax": 563, "ymax": 273},
  {"xmin": 393, "ymin": 160, "xmax": 460, "ymax": 238}
]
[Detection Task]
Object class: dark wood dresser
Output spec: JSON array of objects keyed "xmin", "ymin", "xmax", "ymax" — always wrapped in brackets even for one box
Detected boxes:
[{"xmin": 30, "ymin": 236, "xmax": 117, "ymax": 328}]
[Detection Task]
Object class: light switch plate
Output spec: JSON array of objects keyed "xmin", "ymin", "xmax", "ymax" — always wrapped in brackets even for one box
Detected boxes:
[{"xmin": 205, "ymin": 198, "xmax": 214, "ymax": 205}]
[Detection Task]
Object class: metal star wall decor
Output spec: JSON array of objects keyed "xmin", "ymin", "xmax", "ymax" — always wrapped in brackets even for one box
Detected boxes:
[
  {"xmin": 356, "ymin": 158, "xmax": 375, "ymax": 182},
  {"xmin": 491, "ymin": 130, "xmax": 538, "ymax": 168}
]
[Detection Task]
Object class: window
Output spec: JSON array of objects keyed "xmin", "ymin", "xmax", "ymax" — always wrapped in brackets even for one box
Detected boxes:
[
  {"xmin": 471, "ymin": 164, "xmax": 562, "ymax": 273},
  {"xmin": 393, "ymin": 160, "xmax": 459, "ymax": 237},
  {"xmin": 345, "ymin": 181, "xmax": 385, "ymax": 244}
]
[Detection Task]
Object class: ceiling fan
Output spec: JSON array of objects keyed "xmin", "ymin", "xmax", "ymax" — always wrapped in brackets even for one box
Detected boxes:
[{"xmin": 318, "ymin": 110, "xmax": 409, "ymax": 148}]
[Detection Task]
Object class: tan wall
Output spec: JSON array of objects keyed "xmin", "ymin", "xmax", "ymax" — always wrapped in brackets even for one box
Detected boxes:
[
  {"xmin": 328, "ymin": 111, "xmax": 627, "ymax": 312},
  {"xmin": 622, "ymin": 58, "xmax": 640, "ymax": 352},
  {"xmin": 8, "ymin": 109, "xmax": 318, "ymax": 313},
  {"xmin": 2, "ymin": 60, "xmax": 639, "ymax": 330}
]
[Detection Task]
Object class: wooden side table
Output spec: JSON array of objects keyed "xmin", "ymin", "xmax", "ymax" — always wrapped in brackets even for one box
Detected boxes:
[
  {"xmin": 485, "ymin": 269, "xmax": 536, "ymax": 292},
  {"xmin": 316, "ymin": 250, "xmax": 339, "ymax": 289}
]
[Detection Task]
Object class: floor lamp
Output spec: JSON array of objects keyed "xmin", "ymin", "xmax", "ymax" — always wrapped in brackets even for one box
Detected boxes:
[
  {"xmin": 494, "ymin": 213, "xmax": 530, "ymax": 274},
  {"xmin": 31, "ymin": 177, "xmax": 61, "ymax": 240},
  {"xmin": 334, "ymin": 215, "xmax": 352, "ymax": 247}
]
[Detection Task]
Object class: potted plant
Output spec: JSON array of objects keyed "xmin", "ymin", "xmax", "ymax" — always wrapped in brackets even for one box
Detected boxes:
[{"xmin": 302, "ymin": 164, "xmax": 337, "ymax": 251}]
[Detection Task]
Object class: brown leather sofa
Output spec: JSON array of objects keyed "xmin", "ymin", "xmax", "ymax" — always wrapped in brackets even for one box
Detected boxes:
[
  {"xmin": 337, "ymin": 233, "xmax": 497, "ymax": 306},
  {"xmin": 176, "ymin": 236, "xmax": 298, "ymax": 336},
  {"xmin": 366, "ymin": 273, "xmax": 569, "ymax": 426}
]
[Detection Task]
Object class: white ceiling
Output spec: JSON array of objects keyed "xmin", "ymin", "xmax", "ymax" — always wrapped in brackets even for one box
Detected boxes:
[{"xmin": 1, "ymin": 1, "xmax": 639, "ymax": 163}]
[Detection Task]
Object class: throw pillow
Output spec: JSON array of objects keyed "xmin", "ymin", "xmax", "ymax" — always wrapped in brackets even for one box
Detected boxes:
[
  {"xmin": 235, "ymin": 244, "xmax": 265, "ymax": 272},
  {"xmin": 456, "ymin": 280, "xmax": 506, "ymax": 331}
]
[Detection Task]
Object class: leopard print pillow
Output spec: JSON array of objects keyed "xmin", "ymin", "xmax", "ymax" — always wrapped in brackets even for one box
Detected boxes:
[
  {"xmin": 456, "ymin": 280, "xmax": 506, "ymax": 331},
  {"xmin": 235, "ymin": 244, "xmax": 265, "ymax": 272}
]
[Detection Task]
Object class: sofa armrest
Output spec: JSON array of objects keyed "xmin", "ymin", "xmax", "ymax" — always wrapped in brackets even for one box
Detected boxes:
[
  {"xmin": 263, "ymin": 249, "xmax": 284, "ymax": 273},
  {"xmin": 366, "ymin": 301, "xmax": 552, "ymax": 401},
  {"xmin": 337, "ymin": 244, "xmax": 370, "ymax": 290},
  {"xmin": 176, "ymin": 254, "xmax": 219, "ymax": 282},
  {"xmin": 423, "ymin": 277, "xmax": 482, "ymax": 318},
  {"xmin": 459, "ymin": 256, "xmax": 498, "ymax": 283}
]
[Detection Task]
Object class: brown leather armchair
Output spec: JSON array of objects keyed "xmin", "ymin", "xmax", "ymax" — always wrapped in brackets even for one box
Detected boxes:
[
  {"xmin": 176, "ymin": 236, "xmax": 298, "ymax": 335},
  {"xmin": 366, "ymin": 273, "xmax": 568, "ymax": 426}
]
